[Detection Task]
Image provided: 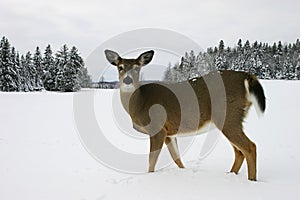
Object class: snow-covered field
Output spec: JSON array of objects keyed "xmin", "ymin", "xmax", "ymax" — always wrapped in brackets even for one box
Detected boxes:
[{"xmin": 1, "ymin": 80, "xmax": 300, "ymax": 200}]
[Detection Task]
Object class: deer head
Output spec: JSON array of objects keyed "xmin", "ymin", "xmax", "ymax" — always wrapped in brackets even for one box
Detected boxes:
[{"xmin": 104, "ymin": 50, "xmax": 154, "ymax": 92}]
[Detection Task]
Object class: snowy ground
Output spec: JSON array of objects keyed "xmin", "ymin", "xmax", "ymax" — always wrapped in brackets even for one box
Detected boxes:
[{"xmin": 1, "ymin": 80, "xmax": 300, "ymax": 200}]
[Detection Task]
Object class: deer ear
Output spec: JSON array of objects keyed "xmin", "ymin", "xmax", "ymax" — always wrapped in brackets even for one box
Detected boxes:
[
  {"xmin": 104, "ymin": 50, "xmax": 121, "ymax": 66},
  {"xmin": 137, "ymin": 50, "xmax": 154, "ymax": 66}
]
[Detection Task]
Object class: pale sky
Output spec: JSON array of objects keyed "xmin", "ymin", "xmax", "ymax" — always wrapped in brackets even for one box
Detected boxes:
[{"xmin": 1, "ymin": 0, "xmax": 299, "ymax": 80}]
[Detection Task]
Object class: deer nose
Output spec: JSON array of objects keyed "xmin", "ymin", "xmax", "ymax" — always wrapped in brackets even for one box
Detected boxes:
[{"xmin": 123, "ymin": 76, "xmax": 133, "ymax": 85}]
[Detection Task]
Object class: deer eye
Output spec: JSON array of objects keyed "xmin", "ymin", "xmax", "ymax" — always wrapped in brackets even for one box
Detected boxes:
[
  {"xmin": 133, "ymin": 66, "xmax": 140, "ymax": 72},
  {"xmin": 118, "ymin": 65, "xmax": 124, "ymax": 72}
]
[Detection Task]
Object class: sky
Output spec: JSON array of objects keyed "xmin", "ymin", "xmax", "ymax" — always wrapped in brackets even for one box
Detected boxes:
[{"xmin": 1, "ymin": 0, "xmax": 299, "ymax": 80}]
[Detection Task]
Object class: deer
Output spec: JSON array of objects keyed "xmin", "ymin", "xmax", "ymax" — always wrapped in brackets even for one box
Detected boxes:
[{"xmin": 104, "ymin": 49, "xmax": 266, "ymax": 181}]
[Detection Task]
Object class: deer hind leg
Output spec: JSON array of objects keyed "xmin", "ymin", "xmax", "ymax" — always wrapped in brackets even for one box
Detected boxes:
[
  {"xmin": 222, "ymin": 127, "xmax": 257, "ymax": 181},
  {"xmin": 165, "ymin": 136, "xmax": 184, "ymax": 168},
  {"xmin": 148, "ymin": 131, "xmax": 166, "ymax": 172},
  {"xmin": 230, "ymin": 146, "xmax": 245, "ymax": 174}
]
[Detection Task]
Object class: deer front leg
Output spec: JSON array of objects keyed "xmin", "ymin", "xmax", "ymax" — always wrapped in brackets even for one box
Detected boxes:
[
  {"xmin": 165, "ymin": 136, "xmax": 184, "ymax": 168},
  {"xmin": 148, "ymin": 131, "xmax": 166, "ymax": 172}
]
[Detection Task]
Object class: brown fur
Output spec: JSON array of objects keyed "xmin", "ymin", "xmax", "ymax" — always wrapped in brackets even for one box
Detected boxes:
[{"xmin": 104, "ymin": 50, "xmax": 266, "ymax": 181}]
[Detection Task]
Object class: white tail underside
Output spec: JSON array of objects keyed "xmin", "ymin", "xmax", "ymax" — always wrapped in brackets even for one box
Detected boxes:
[{"xmin": 244, "ymin": 80, "xmax": 264, "ymax": 117}]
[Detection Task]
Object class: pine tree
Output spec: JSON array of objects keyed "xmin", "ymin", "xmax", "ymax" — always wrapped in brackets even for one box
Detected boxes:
[
  {"xmin": 283, "ymin": 55, "xmax": 294, "ymax": 80},
  {"xmin": 56, "ymin": 46, "xmax": 83, "ymax": 92},
  {"xmin": 218, "ymin": 40, "xmax": 225, "ymax": 54},
  {"xmin": 33, "ymin": 47, "xmax": 44, "ymax": 90},
  {"xmin": 200, "ymin": 52, "xmax": 215, "ymax": 74},
  {"xmin": 296, "ymin": 39, "xmax": 300, "ymax": 55},
  {"xmin": 272, "ymin": 42, "xmax": 277, "ymax": 55},
  {"xmin": 177, "ymin": 54, "xmax": 190, "ymax": 81},
  {"xmin": 0, "ymin": 37, "xmax": 18, "ymax": 91},
  {"xmin": 248, "ymin": 41, "xmax": 263, "ymax": 77},
  {"xmin": 10, "ymin": 47, "xmax": 21, "ymax": 91},
  {"xmin": 67, "ymin": 46, "xmax": 91, "ymax": 88},
  {"xmin": 18, "ymin": 55, "xmax": 28, "ymax": 91},
  {"xmin": 55, "ymin": 45, "xmax": 69, "ymax": 91},
  {"xmin": 254, "ymin": 42, "xmax": 264, "ymax": 78},
  {"xmin": 231, "ymin": 39, "xmax": 243, "ymax": 71},
  {"xmin": 187, "ymin": 50, "xmax": 200, "ymax": 79},
  {"xmin": 243, "ymin": 40, "xmax": 252, "ymax": 72},
  {"xmin": 237, "ymin": 39, "xmax": 243, "ymax": 50},
  {"xmin": 215, "ymin": 40, "xmax": 228, "ymax": 70},
  {"xmin": 80, "ymin": 67, "xmax": 91, "ymax": 88},
  {"xmin": 271, "ymin": 42, "xmax": 282, "ymax": 79},
  {"xmin": 215, "ymin": 56, "xmax": 225, "ymax": 70},
  {"xmin": 55, "ymin": 44, "xmax": 69, "ymax": 68},
  {"xmin": 42, "ymin": 45, "xmax": 57, "ymax": 91},
  {"xmin": 57, "ymin": 62, "xmax": 80, "ymax": 92},
  {"xmin": 277, "ymin": 41, "xmax": 283, "ymax": 56},
  {"xmin": 172, "ymin": 62, "xmax": 181, "ymax": 82},
  {"xmin": 15, "ymin": 52, "xmax": 23, "ymax": 91},
  {"xmin": 163, "ymin": 63, "xmax": 173, "ymax": 82},
  {"xmin": 63, "ymin": 46, "xmax": 82, "ymax": 91},
  {"xmin": 24, "ymin": 52, "xmax": 34, "ymax": 91}
]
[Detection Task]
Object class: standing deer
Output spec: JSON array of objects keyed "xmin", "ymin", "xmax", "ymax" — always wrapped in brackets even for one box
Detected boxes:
[{"xmin": 104, "ymin": 49, "xmax": 266, "ymax": 181}]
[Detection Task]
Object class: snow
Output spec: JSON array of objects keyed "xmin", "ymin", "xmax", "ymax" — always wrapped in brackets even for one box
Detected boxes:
[{"xmin": 1, "ymin": 80, "xmax": 300, "ymax": 200}]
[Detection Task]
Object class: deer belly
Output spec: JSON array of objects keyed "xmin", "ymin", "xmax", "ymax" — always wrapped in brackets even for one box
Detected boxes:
[{"xmin": 172, "ymin": 121, "xmax": 217, "ymax": 137}]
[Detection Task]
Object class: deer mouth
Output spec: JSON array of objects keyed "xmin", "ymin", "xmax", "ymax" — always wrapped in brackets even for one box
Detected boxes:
[{"xmin": 120, "ymin": 76, "xmax": 135, "ymax": 93}]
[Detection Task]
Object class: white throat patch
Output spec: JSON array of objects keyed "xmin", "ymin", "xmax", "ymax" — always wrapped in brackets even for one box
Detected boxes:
[{"xmin": 120, "ymin": 84, "xmax": 136, "ymax": 93}]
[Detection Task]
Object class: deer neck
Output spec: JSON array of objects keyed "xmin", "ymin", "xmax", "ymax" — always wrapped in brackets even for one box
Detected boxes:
[{"xmin": 119, "ymin": 83, "xmax": 141, "ymax": 114}]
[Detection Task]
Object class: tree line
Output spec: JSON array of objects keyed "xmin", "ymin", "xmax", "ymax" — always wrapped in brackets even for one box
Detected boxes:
[
  {"xmin": 164, "ymin": 39, "xmax": 300, "ymax": 82},
  {"xmin": 0, "ymin": 36, "xmax": 91, "ymax": 92}
]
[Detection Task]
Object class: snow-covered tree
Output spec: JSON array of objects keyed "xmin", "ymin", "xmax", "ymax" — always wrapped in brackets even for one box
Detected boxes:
[
  {"xmin": 80, "ymin": 67, "xmax": 92, "ymax": 88},
  {"xmin": 55, "ymin": 44, "xmax": 69, "ymax": 68},
  {"xmin": 55, "ymin": 45, "xmax": 69, "ymax": 91},
  {"xmin": 0, "ymin": 37, "xmax": 19, "ymax": 91},
  {"xmin": 24, "ymin": 52, "xmax": 34, "ymax": 91},
  {"xmin": 163, "ymin": 39, "xmax": 300, "ymax": 81},
  {"xmin": 32, "ymin": 47, "xmax": 44, "ymax": 90},
  {"xmin": 56, "ymin": 46, "xmax": 84, "ymax": 92},
  {"xmin": 163, "ymin": 63, "xmax": 173, "ymax": 82},
  {"xmin": 18, "ymin": 55, "xmax": 29, "ymax": 91},
  {"xmin": 0, "ymin": 36, "xmax": 93, "ymax": 92},
  {"xmin": 42, "ymin": 45, "xmax": 57, "ymax": 91},
  {"xmin": 10, "ymin": 47, "xmax": 21, "ymax": 91},
  {"xmin": 215, "ymin": 40, "xmax": 228, "ymax": 70},
  {"xmin": 218, "ymin": 40, "xmax": 225, "ymax": 54}
]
